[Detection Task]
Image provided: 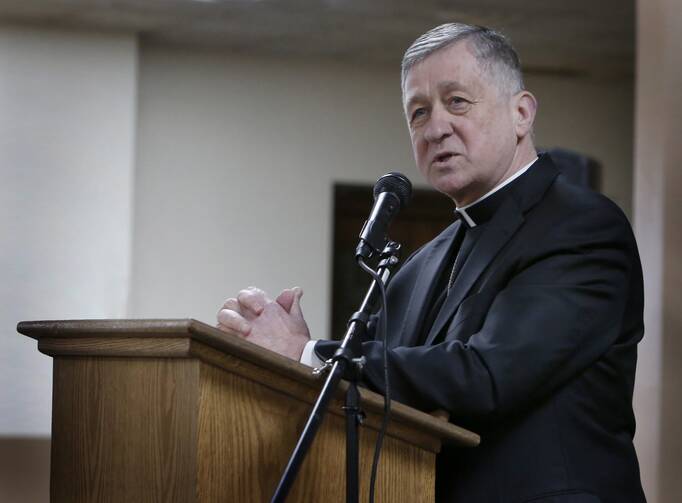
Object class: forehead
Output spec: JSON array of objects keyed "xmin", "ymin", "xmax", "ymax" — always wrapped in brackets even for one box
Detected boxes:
[{"xmin": 403, "ymin": 42, "xmax": 490, "ymax": 104}]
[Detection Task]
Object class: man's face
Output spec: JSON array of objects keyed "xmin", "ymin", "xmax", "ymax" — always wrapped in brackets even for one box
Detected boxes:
[{"xmin": 403, "ymin": 41, "xmax": 520, "ymax": 205}]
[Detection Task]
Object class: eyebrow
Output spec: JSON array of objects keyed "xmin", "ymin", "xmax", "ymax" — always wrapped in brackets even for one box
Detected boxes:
[
  {"xmin": 404, "ymin": 93, "xmax": 427, "ymax": 112},
  {"xmin": 438, "ymin": 80, "xmax": 468, "ymax": 93}
]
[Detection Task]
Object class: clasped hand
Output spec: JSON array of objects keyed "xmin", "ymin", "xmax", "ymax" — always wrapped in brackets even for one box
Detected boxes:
[{"xmin": 216, "ymin": 286, "xmax": 311, "ymax": 360}]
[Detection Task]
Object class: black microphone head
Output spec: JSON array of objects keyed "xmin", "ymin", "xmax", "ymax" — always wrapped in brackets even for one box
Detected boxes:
[{"xmin": 373, "ymin": 172, "xmax": 412, "ymax": 209}]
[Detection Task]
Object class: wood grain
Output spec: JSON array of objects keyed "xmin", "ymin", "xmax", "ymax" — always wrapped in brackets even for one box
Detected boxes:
[
  {"xmin": 39, "ymin": 337, "xmax": 191, "ymax": 357},
  {"xmin": 51, "ymin": 357, "xmax": 200, "ymax": 502},
  {"xmin": 188, "ymin": 338, "xmax": 452, "ymax": 453},
  {"xmin": 196, "ymin": 361, "xmax": 435, "ymax": 502},
  {"xmin": 19, "ymin": 318, "xmax": 479, "ymax": 449},
  {"xmin": 18, "ymin": 319, "xmax": 481, "ymax": 502}
]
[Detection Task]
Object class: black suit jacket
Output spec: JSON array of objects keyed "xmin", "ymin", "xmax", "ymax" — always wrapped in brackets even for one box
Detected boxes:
[{"xmin": 317, "ymin": 155, "xmax": 646, "ymax": 503}]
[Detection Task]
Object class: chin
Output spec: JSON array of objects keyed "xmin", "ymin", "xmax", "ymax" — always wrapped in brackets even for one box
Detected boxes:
[{"xmin": 429, "ymin": 172, "xmax": 468, "ymax": 202}]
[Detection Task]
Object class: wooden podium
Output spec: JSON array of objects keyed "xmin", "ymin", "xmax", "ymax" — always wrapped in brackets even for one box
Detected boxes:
[{"xmin": 18, "ymin": 319, "xmax": 479, "ymax": 502}]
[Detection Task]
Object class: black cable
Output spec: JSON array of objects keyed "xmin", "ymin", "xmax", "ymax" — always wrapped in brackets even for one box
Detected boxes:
[{"xmin": 357, "ymin": 257, "xmax": 391, "ymax": 503}]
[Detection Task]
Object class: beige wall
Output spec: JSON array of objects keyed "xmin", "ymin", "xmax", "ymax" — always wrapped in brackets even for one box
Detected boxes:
[
  {"xmin": 0, "ymin": 26, "xmax": 137, "ymax": 435},
  {"xmin": 130, "ymin": 46, "xmax": 414, "ymax": 339},
  {"xmin": 0, "ymin": 25, "xmax": 137, "ymax": 502},
  {"xmin": 130, "ymin": 45, "xmax": 635, "ymax": 340},
  {"xmin": 3, "ymin": 25, "xmax": 653, "ymax": 502},
  {"xmin": 633, "ymin": 0, "xmax": 682, "ymax": 500},
  {"xmin": 528, "ymin": 75, "xmax": 634, "ymax": 215}
]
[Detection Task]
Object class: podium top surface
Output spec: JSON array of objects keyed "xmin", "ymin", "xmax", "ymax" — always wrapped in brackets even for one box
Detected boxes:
[{"xmin": 18, "ymin": 318, "xmax": 479, "ymax": 449}]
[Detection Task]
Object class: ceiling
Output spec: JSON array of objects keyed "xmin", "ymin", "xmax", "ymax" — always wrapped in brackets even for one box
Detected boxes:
[{"xmin": 0, "ymin": 0, "xmax": 634, "ymax": 79}]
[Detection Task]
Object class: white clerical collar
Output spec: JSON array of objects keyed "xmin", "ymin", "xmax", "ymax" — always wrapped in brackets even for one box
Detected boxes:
[{"xmin": 455, "ymin": 157, "xmax": 539, "ymax": 228}]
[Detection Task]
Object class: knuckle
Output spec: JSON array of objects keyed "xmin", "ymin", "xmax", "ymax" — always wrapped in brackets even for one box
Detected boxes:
[
  {"xmin": 237, "ymin": 291, "xmax": 253, "ymax": 304},
  {"xmin": 217, "ymin": 309, "xmax": 236, "ymax": 325},
  {"xmin": 247, "ymin": 286, "xmax": 266, "ymax": 297}
]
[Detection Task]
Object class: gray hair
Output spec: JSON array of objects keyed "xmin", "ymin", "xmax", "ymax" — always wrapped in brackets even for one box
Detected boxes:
[{"xmin": 401, "ymin": 23, "xmax": 524, "ymax": 97}]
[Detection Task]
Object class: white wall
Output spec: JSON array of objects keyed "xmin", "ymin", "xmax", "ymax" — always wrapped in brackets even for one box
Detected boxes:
[
  {"xmin": 0, "ymin": 26, "xmax": 137, "ymax": 435},
  {"xmin": 0, "ymin": 28, "xmax": 643, "ymax": 500},
  {"xmin": 527, "ymin": 75, "xmax": 634, "ymax": 215},
  {"xmin": 131, "ymin": 47, "xmax": 418, "ymax": 338},
  {"xmin": 131, "ymin": 45, "xmax": 635, "ymax": 341}
]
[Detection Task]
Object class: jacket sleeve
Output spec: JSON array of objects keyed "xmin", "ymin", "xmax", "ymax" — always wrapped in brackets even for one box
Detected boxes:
[{"xmin": 317, "ymin": 203, "xmax": 640, "ymax": 423}]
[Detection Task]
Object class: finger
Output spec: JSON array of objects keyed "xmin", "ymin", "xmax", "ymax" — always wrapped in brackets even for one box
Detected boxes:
[
  {"xmin": 288, "ymin": 287, "xmax": 305, "ymax": 318},
  {"xmin": 217, "ymin": 308, "xmax": 251, "ymax": 335},
  {"xmin": 237, "ymin": 287, "xmax": 271, "ymax": 315},
  {"xmin": 216, "ymin": 322, "xmax": 245, "ymax": 337},
  {"xmin": 218, "ymin": 297, "xmax": 241, "ymax": 317},
  {"xmin": 275, "ymin": 288, "xmax": 296, "ymax": 313}
]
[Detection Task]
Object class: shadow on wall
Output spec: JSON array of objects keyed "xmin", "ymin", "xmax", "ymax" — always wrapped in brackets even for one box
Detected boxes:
[
  {"xmin": 543, "ymin": 147, "xmax": 602, "ymax": 192},
  {"xmin": 0, "ymin": 437, "xmax": 50, "ymax": 502}
]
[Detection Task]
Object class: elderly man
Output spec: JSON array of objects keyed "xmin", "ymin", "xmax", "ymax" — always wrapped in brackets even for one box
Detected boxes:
[{"xmin": 217, "ymin": 23, "xmax": 646, "ymax": 503}]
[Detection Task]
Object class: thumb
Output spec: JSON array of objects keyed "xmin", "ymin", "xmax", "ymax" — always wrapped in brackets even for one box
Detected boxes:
[
  {"xmin": 275, "ymin": 288, "xmax": 296, "ymax": 313},
  {"xmin": 288, "ymin": 287, "xmax": 305, "ymax": 319}
]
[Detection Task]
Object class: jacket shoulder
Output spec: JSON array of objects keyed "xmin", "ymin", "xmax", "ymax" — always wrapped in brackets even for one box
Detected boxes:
[{"xmin": 538, "ymin": 174, "xmax": 633, "ymax": 231}]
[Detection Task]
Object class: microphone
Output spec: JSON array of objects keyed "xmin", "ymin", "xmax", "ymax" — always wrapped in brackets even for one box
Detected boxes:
[{"xmin": 356, "ymin": 172, "xmax": 412, "ymax": 259}]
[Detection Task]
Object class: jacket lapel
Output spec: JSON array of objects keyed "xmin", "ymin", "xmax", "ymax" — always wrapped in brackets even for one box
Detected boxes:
[
  {"xmin": 424, "ymin": 197, "xmax": 524, "ymax": 345},
  {"xmin": 397, "ymin": 222, "xmax": 460, "ymax": 347},
  {"xmin": 422, "ymin": 155, "xmax": 561, "ymax": 346}
]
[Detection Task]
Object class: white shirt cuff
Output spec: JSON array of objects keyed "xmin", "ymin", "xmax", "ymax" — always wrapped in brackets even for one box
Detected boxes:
[{"xmin": 300, "ymin": 339, "xmax": 323, "ymax": 367}]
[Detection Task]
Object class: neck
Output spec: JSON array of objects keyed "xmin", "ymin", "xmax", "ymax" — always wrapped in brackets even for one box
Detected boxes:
[
  {"xmin": 506, "ymin": 142, "xmax": 537, "ymax": 182},
  {"xmin": 455, "ymin": 140, "xmax": 537, "ymax": 207}
]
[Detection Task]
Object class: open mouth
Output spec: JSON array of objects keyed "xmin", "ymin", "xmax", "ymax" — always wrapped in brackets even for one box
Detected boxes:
[{"xmin": 433, "ymin": 152, "xmax": 455, "ymax": 164}]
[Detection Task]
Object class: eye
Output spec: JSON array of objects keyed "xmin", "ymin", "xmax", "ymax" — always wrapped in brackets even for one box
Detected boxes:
[
  {"xmin": 409, "ymin": 107, "xmax": 428, "ymax": 124},
  {"xmin": 447, "ymin": 96, "xmax": 472, "ymax": 113}
]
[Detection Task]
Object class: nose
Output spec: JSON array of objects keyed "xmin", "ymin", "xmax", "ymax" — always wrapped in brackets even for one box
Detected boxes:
[{"xmin": 423, "ymin": 107, "xmax": 453, "ymax": 144}]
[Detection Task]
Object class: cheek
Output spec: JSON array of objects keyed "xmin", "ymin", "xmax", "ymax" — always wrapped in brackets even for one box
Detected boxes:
[
  {"xmin": 411, "ymin": 134, "xmax": 428, "ymax": 169},
  {"xmin": 466, "ymin": 121, "xmax": 494, "ymax": 150},
  {"xmin": 480, "ymin": 110, "xmax": 515, "ymax": 148}
]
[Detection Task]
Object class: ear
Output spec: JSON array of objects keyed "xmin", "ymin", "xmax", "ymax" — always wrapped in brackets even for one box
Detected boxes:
[{"xmin": 512, "ymin": 90, "xmax": 537, "ymax": 138}]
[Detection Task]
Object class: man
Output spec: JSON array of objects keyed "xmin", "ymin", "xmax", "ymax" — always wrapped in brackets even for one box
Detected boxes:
[{"xmin": 217, "ymin": 23, "xmax": 646, "ymax": 503}]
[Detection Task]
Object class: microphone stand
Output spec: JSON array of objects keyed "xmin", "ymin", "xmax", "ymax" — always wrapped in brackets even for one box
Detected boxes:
[{"xmin": 270, "ymin": 241, "xmax": 401, "ymax": 503}]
